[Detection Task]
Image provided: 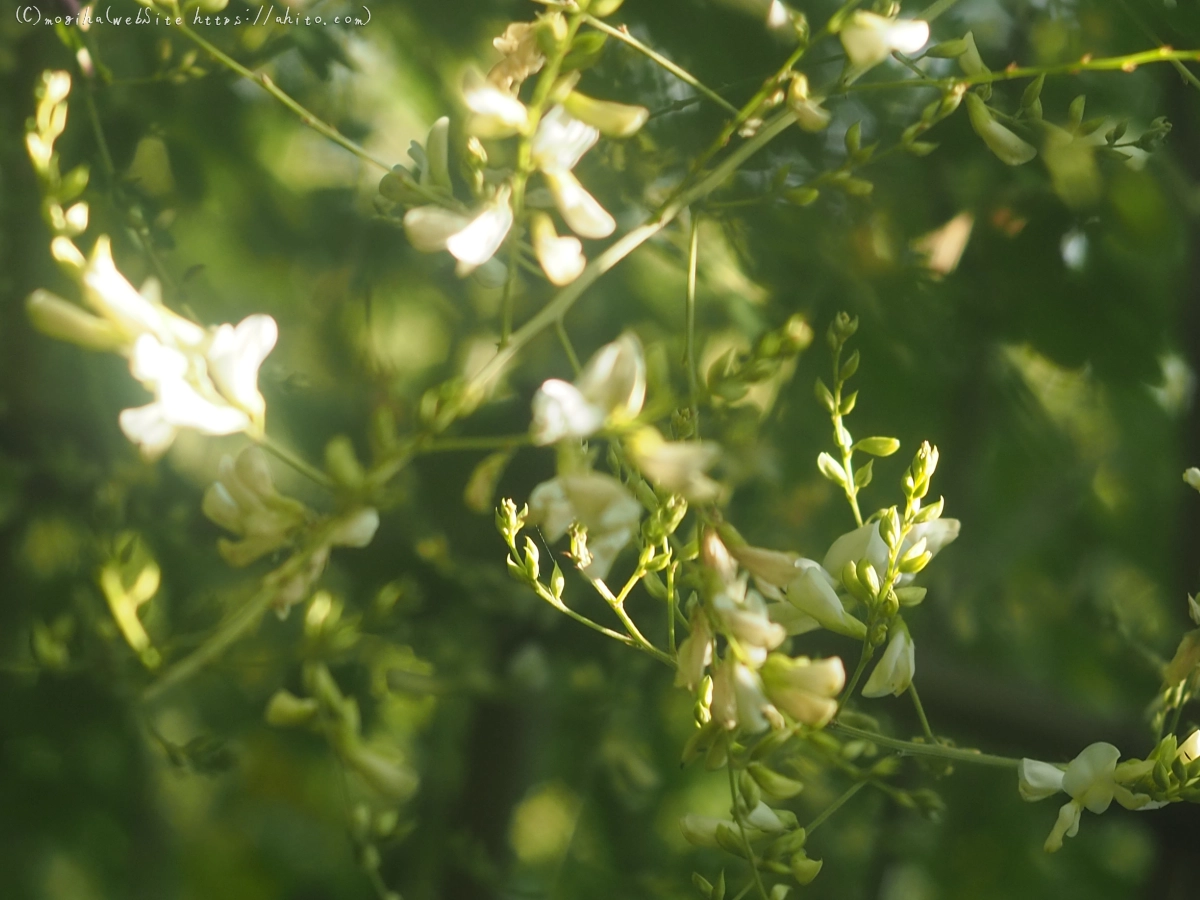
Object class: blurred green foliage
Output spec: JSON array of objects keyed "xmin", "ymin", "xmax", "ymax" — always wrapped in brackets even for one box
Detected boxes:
[{"xmin": 3, "ymin": 1, "xmax": 1200, "ymax": 898}]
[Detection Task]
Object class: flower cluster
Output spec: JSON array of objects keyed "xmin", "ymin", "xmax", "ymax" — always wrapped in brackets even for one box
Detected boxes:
[
  {"xmin": 29, "ymin": 237, "xmax": 278, "ymax": 459},
  {"xmin": 394, "ymin": 8, "xmax": 649, "ymax": 285},
  {"xmin": 524, "ymin": 334, "xmax": 722, "ymax": 580},
  {"xmin": 203, "ymin": 446, "xmax": 381, "ymax": 616}
]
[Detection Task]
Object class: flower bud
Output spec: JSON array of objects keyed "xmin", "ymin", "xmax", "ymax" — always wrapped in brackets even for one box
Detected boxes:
[
  {"xmin": 786, "ymin": 74, "xmax": 831, "ymax": 133},
  {"xmin": 1184, "ymin": 467, "xmax": 1200, "ymax": 492},
  {"xmin": 964, "ymin": 93, "xmax": 1036, "ymax": 166},
  {"xmin": 265, "ymin": 689, "xmax": 319, "ymax": 727},
  {"xmin": 563, "ymin": 91, "xmax": 649, "ymax": 138},
  {"xmin": 790, "ymin": 850, "xmax": 823, "ymax": 885},
  {"xmin": 27, "ymin": 289, "xmax": 125, "ymax": 351}
]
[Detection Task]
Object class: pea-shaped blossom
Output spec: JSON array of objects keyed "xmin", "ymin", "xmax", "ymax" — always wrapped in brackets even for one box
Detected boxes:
[
  {"xmin": 462, "ymin": 67, "xmax": 529, "ymax": 138},
  {"xmin": 531, "ymin": 333, "xmax": 646, "ymax": 444},
  {"xmin": 527, "ymin": 470, "xmax": 642, "ymax": 580},
  {"xmin": 712, "ymin": 578, "xmax": 786, "ymax": 667},
  {"xmin": 761, "ymin": 653, "xmax": 845, "ymax": 728},
  {"xmin": 785, "ymin": 564, "xmax": 866, "ymax": 639},
  {"xmin": 626, "ymin": 427, "xmax": 722, "ymax": 503},
  {"xmin": 1019, "ymin": 742, "xmax": 1157, "ymax": 852},
  {"xmin": 674, "ymin": 606, "xmax": 714, "ymax": 692},
  {"xmin": 711, "ymin": 656, "xmax": 776, "ymax": 733},
  {"xmin": 839, "ymin": 11, "xmax": 930, "ymax": 80},
  {"xmin": 530, "ymin": 105, "xmax": 615, "ymax": 240},
  {"xmin": 404, "ymin": 186, "xmax": 514, "ymax": 278},
  {"xmin": 28, "ymin": 237, "xmax": 277, "ymax": 459},
  {"xmin": 861, "ymin": 626, "xmax": 915, "ymax": 698},
  {"xmin": 202, "ymin": 447, "xmax": 310, "ymax": 567}
]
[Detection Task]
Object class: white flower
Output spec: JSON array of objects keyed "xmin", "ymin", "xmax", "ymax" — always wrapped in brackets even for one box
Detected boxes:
[
  {"xmin": 531, "ymin": 333, "xmax": 646, "ymax": 444},
  {"xmin": 527, "ymin": 471, "xmax": 642, "ymax": 579},
  {"xmin": 462, "ymin": 67, "xmax": 528, "ymax": 137},
  {"xmin": 1018, "ymin": 759, "xmax": 1066, "ymax": 802},
  {"xmin": 206, "ymin": 314, "xmax": 277, "ymax": 423},
  {"xmin": 785, "ymin": 565, "xmax": 866, "ymax": 639},
  {"xmin": 965, "ymin": 93, "xmax": 1037, "ymax": 166},
  {"xmin": 821, "ymin": 517, "xmax": 960, "ymax": 587},
  {"xmin": 531, "ymin": 211, "xmax": 586, "ymax": 285},
  {"xmin": 822, "ymin": 521, "xmax": 889, "ymax": 581},
  {"xmin": 404, "ymin": 187, "xmax": 514, "ymax": 277},
  {"xmin": 626, "ymin": 427, "xmax": 722, "ymax": 502},
  {"xmin": 787, "ymin": 74, "xmax": 831, "ymax": 133},
  {"xmin": 531, "ymin": 106, "xmax": 615, "ymax": 239},
  {"xmin": 675, "ymin": 606, "xmax": 714, "ymax": 691},
  {"xmin": 120, "ymin": 335, "xmax": 254, "ymax": 458},
  {"xmin": 861, "ymin": 626, "xmax": 915, "ymax": 698},
  {"xmin": 1184, "ymin": 467, "xmax": 1200, "ymax": 492},
  {"xmin": 730, "ymin": 544, "xmax": 805, "ymax": 600},
  {"xmin": 81, "ymin": 236, "xmax": 206, "ymax": 348},
  {"xmin": 713, "ymin": 581, "xmax": 786, "ymax": 666},
  {"xmin": 761, "ymin": 653, "xmax": 845, "ymax": 728},
  {"xmin": 839, "ymin": 11, "xmax": 930, "ymax": 79},
  {"xmin": 1022, "ymin": 742, "xmax": 1156, "ymax": 852},
  {"xmin": 711, "ymin": 656, "xmax": 776, "ymax": 733},
  {"xmin": 202, "ymin": 447, "xmax": 309, "ymax": 566}
]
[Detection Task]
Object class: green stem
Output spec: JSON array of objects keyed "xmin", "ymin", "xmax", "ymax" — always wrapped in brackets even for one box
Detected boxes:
[
  {"xmin": 845, "ymin": 48, "xmax": 1200, "ymax": 94},
  {"xmin": 142, "ymin": 581, "xmax": 273, "ymax": 704},
  {"xmin": 918, "ymin": 0, "xmax": 965, "ymax": 21},
  {"xmin": 838, "ymin": 640, "xmax": 874, "ymax": 710},
  {"xmin": 727, "ymin": 755, "xmax": 770, "ymax": 900},
  {"xmin": 582, "ymin": 15, "xmax": 740, "ymax": 115},
  {"xmin": 805, "ymin": 780, "xmax": 866, "ymax": 835},
  {"xmin": 420, "ymin": 433, "xmax": 532, "ymax": 453},
  {"xmin": 556, "ymin": 318, "xmax": 582, "ymax": 375},
  {"xmin": 257, "ymin": 434, "xmax": 336, "ymax": 490},
  {"xmin": 685, "ymin": 214, "xmax": 701, "ymax": 438},
  {"xmin": 456, "ymin": 110, "xmax": 798, "ymax": 414},
  {"xmin": 828, "ymin": 722, "xmax": 1021, "ymax": 769},
  {"xmin": 909, "ymin": 682, "xmax": 936, "ymax": 745}
]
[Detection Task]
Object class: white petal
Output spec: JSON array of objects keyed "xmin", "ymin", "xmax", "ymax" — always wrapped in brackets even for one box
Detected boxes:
[
  {"xmin": 82, "ymin": 237, "xmax": 170, "ymax": 339},
  {"xmin": 822, "ymin": 521, "xmax": 889, "ymax": 581},
  {"xmin": 544, "ymin": 170, "xmax": 615, "ymax": 240},
  {"xmin": 532, "ymin": 105, "xmax": 600, "ymax": 173},
  {"xmin": 129, "ymin": 334, "xmax": 188, "ymax": 387},
  {"xmin": 530, "ymin": 379, "xmax": 606, "ymax": 444},
  {"xmin": 532, "ymin": 213, "xmax": 586, "ymax": 286},
  {"xmin": 1062, "ymin": 742, "xmax": 1120, "ymax": 813},
  {"xmin": 528, "ymin": 478, "xmax": 575, "ymax": 541},
  {"xmin": 119, "ymin": 403, "xmax": 178, "ymax": 459},
  {"xmin": 463, "ymin": 68, "xmax": 528, "ymax": 137},
  {"xmin": 207, "ymin": 315, "xmax": 277, "ymax": 420},
  {"xmin": 786, "ymin": 567, "xmax": 866, "ymax": 639},
  {"xmin": 329, "ymin": 508, "xmax": 380, "ymax": 547},
  {"xmin": 575, "ymin": 332, "xmax": 646, "ymax": 423},
  {"xmin": 1179, "ymin": 729, "xmax": 1200, "ymax": 764},
  {"xmin": 445, "ymin": 192, "xmax": 514, "ymax": 267},
  {"xmin": 157, "ymin": 377, "xmax": 251, "ymax": 435},
  {"xmin": 1019, "ymin": 759, "xmax": 1066, "ymax": 802},
  {"xmin": 861, "ymin": 628, "xmax": 915, "ymax": 698},
  {"xmin": 404, "ymin": 206, "xmax": 473, "ymax": 253}
]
